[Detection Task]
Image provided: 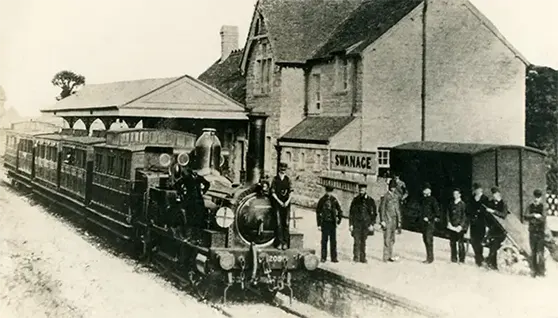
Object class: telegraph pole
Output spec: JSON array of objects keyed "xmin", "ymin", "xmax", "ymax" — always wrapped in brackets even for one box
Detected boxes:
[{"xmin": 421, "ymin": 0, "xmax": 427, "ymax": 141}]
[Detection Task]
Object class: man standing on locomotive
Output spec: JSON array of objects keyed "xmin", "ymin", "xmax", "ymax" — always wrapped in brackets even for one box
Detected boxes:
[
  {"xmin": 271, "ymin": 163, "xmax": 293, "ymax": 250},
  {"xmin": 378, "ymin": 180, "xmax": 400, "ymax": 262},
  {"xmin": 484, "ymin": 187, "xmax": 510, "ymax": 270},
  {"xmin": 468, "ymin": 183, "xmax": 489, "ymax": 267},
  {"xmin": 316, "ymin": 185, "xmax": 343, "ymax": 263},
  {"xmin": 350, "ymin": 183, "xmax": 377, "ymax": 263},
  {"xmin": 524, "ymin": 189, "xmax": 547, "ymax": 277}
]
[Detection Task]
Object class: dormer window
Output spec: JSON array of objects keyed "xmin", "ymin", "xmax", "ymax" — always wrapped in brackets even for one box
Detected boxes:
[
  {"xmin": 335, "ymin": 57, "xmax": 349, "ymax": 92},
  {"xmin": 309, "ymin": 69, "xmax": 322, "ymax": 114}
]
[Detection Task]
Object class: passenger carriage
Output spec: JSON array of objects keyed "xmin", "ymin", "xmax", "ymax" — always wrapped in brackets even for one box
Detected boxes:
[{"xmin": 89, "ymin": 128, "xmax": 197, "ymax": 241}]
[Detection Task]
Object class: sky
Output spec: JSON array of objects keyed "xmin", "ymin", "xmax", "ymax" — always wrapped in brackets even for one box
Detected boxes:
[{"xmin": 1, "ymin": 0, "xmax": 558, "ymax": 117}]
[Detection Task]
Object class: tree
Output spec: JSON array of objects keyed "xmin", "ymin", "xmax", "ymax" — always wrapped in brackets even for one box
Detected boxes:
[{"xmin": 51, "ymin": 70, "xmax": 85, "ymax": 101}]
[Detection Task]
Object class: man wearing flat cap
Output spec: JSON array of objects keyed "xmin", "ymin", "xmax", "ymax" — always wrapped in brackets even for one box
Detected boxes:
[
  {"xmin": 379, "ymin": 179, "xmax": 401, "ymax": 262},
  {"xmin": 271, "ymin": 162, "xmax": 293, "ymax": 250},
  {"xmin": 316, "ymin": 185, "xmax": 343, "ymax": 262},
  {"xmin": 467, "ymin": 182, "xmax": 490, "ymax": 266},
  {"xmin": 484, "ymin": 187, "xmax": 510, "ymax": 270},
  {"xmin": 349, "ymin": 182, "xmax": 377, "ymax": 263},
  {"xmin": 420, "ymin": 183, "xmax": 440, "ymax": 264}
]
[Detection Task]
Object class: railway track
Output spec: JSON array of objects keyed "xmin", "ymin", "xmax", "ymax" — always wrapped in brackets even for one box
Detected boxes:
[{"xmin": 0, "ymin": 177, "xmax": 331, "ymax": 318}]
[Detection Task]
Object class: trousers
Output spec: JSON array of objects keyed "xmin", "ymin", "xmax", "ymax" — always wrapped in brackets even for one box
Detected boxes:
[
  {"xmin": 383, "ymin": 222, "xmax": 396, "ymax": 261},
  {"xmin": 352, "ymin": 226, "xmax": 368, "ymax": 262},
  {"xmin": 275, "ymin": 206, "xmax": 290, "ymax": 247},
  {"xmin": 321, "ymin": 222, "xmax": 338, "ymax": 261},
  {"xmin": 423, "ymin": 223, "xmax": 435, "ymax": 262},
  {"xmin": 530, "ymin": 232, "xmax": 546, "ymax": 276},
  {"xmin": 486, "ymin": 234, "xmax": 506, "ymax": 269},
  {"xmin": 449, "ymin": 230, "xmax": 466, "ymax": 263},
  {"xmin": 469, "ymin": 222, "xmax": 486, "ymax": 266}
]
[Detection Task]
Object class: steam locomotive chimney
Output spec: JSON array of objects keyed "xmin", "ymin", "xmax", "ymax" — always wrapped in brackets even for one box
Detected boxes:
[{"xmin": 246, "ymin": 113, "xmax": 267, "ymax": 185}]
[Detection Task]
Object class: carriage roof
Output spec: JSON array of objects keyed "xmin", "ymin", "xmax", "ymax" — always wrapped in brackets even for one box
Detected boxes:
[
  {"xmin": 36, "ymin": 133, "xmax": 106, "ymax": 146},
  {"xmin": 94, "ymin": 128, "xmax": 197, "ymax": 153}
]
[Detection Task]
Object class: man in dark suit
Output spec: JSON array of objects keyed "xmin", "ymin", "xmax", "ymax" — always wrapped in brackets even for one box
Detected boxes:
[
  {"xmin": 420, "ymin": 183, "xmax": 440, "ymax": 264},
  {"xmin": 316, "ymin": 185, "xmax": 343, "ymax": 262},
  {"xmin": 467, "ymin": 183, "xmax": 489, "ymax": 266},
  {"xmin": 447, "ymin": 188, "xmax": 468, "ymax": 263},
  {"xmin": 271, "ymin": 162, "xmax": 293, "ymax": 250},
  {"xmin": 349, "ymin": 183, "xmax": 376, "ymax": 263}
]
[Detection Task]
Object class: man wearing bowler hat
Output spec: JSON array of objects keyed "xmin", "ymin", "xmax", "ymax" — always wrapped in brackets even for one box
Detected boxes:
[
  {"xmin": 316, "ymin": 185, "xmax": 343, "ymax": 262},
  {"xmin": 271, "ymin": 162, "xmax": 293, "ymax": 250},
  {"xmin": 349, "ymin": 182, "xmax": 377, "ymax": 263}
]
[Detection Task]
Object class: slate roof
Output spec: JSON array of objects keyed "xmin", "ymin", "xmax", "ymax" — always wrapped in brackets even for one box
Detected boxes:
[
  {"xmin": 279, "ymin": 116, "xmax": 356, "ymax": 143},
  {"xmin": 41, "ymin": 75, "xmax": 248, "ymax": 120},
  {"xmin": 393, "ymin": 141, "xmax": 545, "ymax": 155},
  {"xmin": 44, "ymin": 77, "xmax": 181, "ymax": 111},
  {"xmin": 312, "ymin": 0, "xmax": 423, "ymax": 59},
  {"xmin": 198, "ymin": 49, "xmax": 246, "ymax": 105}
]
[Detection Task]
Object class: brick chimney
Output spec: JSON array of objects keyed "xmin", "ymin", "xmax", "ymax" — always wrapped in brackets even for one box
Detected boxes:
[{"xmin": 220, "ymin": 25, "xmax": 239, "ymax": 63}]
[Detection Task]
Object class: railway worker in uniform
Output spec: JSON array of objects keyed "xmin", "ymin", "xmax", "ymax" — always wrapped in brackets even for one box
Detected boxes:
[
  {"xmin": 447, "ymin": 188, "xmax": 468, "ymax": 263},
  {"xmin": 484, "ymin": 187, "xmax": 510, "ymax": 270},
  {"xmin": 316, "ymin": 185, "xmax": 343, "ymax": 263},
  {"xmin": 378, "ymin": 180, "xmax": 399, "ymax": 262},
  {"xmin": 181, "ymin": 166, "xmax": 211, "ymax": 230},
  {"xmin": 420, "ymin": 183, "xmax": 440, "ymax": 264},
  {"xmin": 467, "ymin": 183, "xmax": 489, "ymax": 266},
  {"xmin": 524, "ymin": 189, "xmax": 547, "ymax": 277},
  {"xmin": 271, "ymin": 162, "xmax": 293, "ymax": 250}
]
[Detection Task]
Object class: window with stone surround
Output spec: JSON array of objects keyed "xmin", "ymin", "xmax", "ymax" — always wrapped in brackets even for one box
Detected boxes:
[
  {"xmin": 378, "ymin": 148, "xmax": 390, "ymax": 177},
  {"xmin": 309, "ymin": 70, "xmax": 322, "ymax": 114},
  {"xmin": 285, "ymin": 151, "xmax": 292, "ymax": 163},
  {"xmin": 299, "ymin": 151, "xmax": 306, "ymax": 170},
  {"xmin": 254, "ymin": 41, "xmax": 273, "ymax": 95},
  {"xmin": 314, "ymin": 152, "xmax": 322, "ymax": 171},
  {"xmin": 335, "ymin": 56, "xmax": 349, "ymax": 92}
]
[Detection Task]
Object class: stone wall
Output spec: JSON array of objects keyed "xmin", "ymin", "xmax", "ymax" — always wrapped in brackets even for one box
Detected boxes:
[{"xmin": 285, "ymin": 268, "xmax": 444, "ymax": 318}]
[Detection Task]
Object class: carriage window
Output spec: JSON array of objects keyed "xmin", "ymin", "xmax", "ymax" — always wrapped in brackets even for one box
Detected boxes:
[
  {"xmin": 119, "ymin": 157, "xmax": 129, "ymax": 178},
  {"xmin": 107, "ymin": 155, "xmax": 116, "ymax": 175},
  {"xmin": 95, "ymin": 154, "xmax": 103, "ymax": 172}
]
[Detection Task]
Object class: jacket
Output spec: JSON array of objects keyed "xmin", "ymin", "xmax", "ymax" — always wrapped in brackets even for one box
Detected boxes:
[
  {"xmin": 448, "ymin": 200, "xmax": 468, "ymax": 228},
  {"xmin": 467, "ymin": 194, "xmax": 489, "ymax": 226},
  {"xmin": 349, "ymin": 194, "xmax": 377, "ymax": 228},
  {"xmin": 524, "ymin": 201, "xmax": 546, "ymax": 233},
  {"xmin": 316, "ymin": 194, "xmax": 343, "ymax": 226},
  {"xmin": 420, "ymin": 195, "xmax": 440, "ymax": 223},
  {"xmin": 379, "ymin": 191, "xmax": 401, "ymax": 225}
]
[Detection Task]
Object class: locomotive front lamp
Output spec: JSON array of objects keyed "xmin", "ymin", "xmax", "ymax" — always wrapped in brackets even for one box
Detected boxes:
[
  {"xmin": 216, "ymin": 207, "xmax": 234, "ymax": 228},
  {"xmin": 218, "ymin": 252, "xmax": 235, "ymax": 271},
  {"xmin": 177, "ymin": 152, "xmax": 190, "ymax": 166},
  {"xmin": 303, "ymin": 253, "xmax": 319, "ymax": 271},
  {"xmin": 159, "ymin": 153, "xmax": 172, "ymax": 168}
]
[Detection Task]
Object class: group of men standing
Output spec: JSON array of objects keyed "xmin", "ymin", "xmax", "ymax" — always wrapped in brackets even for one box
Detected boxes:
[{"xmin": 314, "ymin": 174, "xmax": 548, "ymax": 277}]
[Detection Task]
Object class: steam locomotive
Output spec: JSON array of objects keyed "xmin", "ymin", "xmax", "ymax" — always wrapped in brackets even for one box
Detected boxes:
[{"xmin": 2, "ymin": 114, "xmax": 319, "ymax": 302}]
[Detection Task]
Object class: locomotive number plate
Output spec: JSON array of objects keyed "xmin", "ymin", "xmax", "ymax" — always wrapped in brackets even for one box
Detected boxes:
[{"xmin": 266, "ymin": 255, "xmax": 288, "ymax": 265}]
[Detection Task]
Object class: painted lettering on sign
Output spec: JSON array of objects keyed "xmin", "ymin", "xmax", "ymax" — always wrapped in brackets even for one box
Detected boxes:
[{"xmin": 330, "ymin": 150, "xmax": 377, "ymax": 174}]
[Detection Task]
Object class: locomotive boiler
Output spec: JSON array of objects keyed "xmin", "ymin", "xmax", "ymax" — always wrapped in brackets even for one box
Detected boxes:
[{"xmin": 135, "ymin": 114, "xmax": 319, "ymax": 302}]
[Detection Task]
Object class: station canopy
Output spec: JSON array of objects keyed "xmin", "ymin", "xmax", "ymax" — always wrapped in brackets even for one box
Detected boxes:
[{"xmin": 41, "ymin": 74, "xmax": 248, "ymax": 120}]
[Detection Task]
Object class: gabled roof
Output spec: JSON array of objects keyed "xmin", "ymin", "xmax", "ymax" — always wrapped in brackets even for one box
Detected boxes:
[
  {"xmin": 312, "ymin": 0, "xmax": 423, "ymax": 59},
  {"xmin": 44, "ymin": 77, "xmax": 181, "ymax": 111},
  {"xmin": 42, "ymin": 75, "xmax": 248, "ymax": 120},
  {"xmin": 241, "ymin": 0, "xmax": 362, "ymax": 71},
  {"xmin": 393, "ymin": 141, "xmax": 545, "ymax": 155},
  {"xmin": 198, "ymin": 49, "xmax": 246, "ymax": 105},
  {"xmin": 279, "ymin": 116, "xmax": 356, "ymax": 144}
]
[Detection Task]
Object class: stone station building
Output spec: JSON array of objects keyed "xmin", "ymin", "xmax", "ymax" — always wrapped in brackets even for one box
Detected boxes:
[{"xmin": 204, "ymin": 0, "xmax": 532, "ymax": 212}]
